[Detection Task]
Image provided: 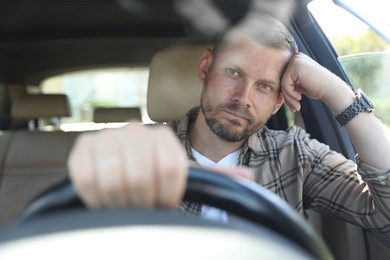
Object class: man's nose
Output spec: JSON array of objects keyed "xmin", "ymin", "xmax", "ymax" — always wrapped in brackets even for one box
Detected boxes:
[{"xmin": 232, "ymin": 83, "xmax": 252, "ymax": 107}]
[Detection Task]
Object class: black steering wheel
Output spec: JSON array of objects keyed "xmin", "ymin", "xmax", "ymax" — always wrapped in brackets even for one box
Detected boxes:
[{"xmin": 15, "ymin": 167, "xmax": 332, "ymax": 259}]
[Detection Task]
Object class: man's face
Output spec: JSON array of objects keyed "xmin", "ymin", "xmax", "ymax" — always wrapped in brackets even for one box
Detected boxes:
[{"xmin": 199, "ymin": 32, "xmax": 292, "ymax": 142}]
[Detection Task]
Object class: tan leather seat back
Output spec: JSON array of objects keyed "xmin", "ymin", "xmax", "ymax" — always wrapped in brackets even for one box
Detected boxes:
[
  {"xmin": 147, "ymin": 45, "xmax": 209, "ymax": 122},
  {"xmin": 0, "ymin": 94, "xmax": 76, "ymax": 226},
  {"xmin": 0, "ymin": 131, "xmax": 79, "ymax": 226},
  {"xmin": 11, "ymin": 94, "xmax": 71, "ymax": 120},
  {"xmin": 93, "ymin": 107, "xmax": 142, "ymax": 123}
]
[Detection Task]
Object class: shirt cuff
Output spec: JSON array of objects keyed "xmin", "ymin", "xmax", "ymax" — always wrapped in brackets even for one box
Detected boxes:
[{"xmin": 356, "ymin": 156, "xmax": 390, "ymax": 185}]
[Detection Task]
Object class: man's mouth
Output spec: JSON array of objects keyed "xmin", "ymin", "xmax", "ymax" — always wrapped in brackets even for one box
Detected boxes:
[{"xmin": 223, "ymin": 109, "xmax": 249, "ymax": 121}]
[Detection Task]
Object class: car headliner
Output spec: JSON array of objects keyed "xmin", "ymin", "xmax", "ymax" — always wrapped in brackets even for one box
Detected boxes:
[{"xmin": 0, "ymin": 0, "xmax": 305, "ymax": 85}]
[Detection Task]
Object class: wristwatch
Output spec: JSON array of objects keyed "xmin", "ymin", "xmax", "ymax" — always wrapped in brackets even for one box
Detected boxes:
[{"xmin": 335, "ymin": 89, "xmax": 375, "ymax": 126}]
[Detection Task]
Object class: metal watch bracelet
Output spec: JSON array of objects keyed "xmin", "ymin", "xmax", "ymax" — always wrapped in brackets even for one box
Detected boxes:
[{"xmin": 334, "ymin": 89, "xmax": 375, "ymax": 126}]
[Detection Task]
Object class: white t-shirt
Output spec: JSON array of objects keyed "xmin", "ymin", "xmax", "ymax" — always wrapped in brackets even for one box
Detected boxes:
[{"xmin": 191, "ymin": 147, "xmax": 240, "ymax": 223}]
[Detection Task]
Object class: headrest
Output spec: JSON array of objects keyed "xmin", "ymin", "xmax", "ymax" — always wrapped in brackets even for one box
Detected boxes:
[
  {"xmin": 147, "ymin": 45, "xmax": 209, "ymax": 122},
  {"xmin": 11, "ymin": 94, "xmax": 71, "ymax": 120},
  {"xmin": 93, "ymin": 107, "xmax": 142, "ymax": 123}
]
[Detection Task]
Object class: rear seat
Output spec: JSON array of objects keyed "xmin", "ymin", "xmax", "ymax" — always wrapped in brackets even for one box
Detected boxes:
[
  {"xmin": 0, "ymin": 94, "xmax": 80, "ymax": 226},
  {"xmin": 93, "ymin": 107, "xmax": 141, "ymax": 123},
  {"xmin": 11, "ymin": 94, "xmax": 71, "ymax": 129}
]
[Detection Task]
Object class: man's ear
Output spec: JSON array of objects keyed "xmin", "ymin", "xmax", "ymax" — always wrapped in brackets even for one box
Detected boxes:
[
  {"xmin": 272, "ymin": 92, "xmax": 285, "ymax": 115},
  {"xmin": 198, "ymin": 49, "xmax": 213, "ymax": 83}
]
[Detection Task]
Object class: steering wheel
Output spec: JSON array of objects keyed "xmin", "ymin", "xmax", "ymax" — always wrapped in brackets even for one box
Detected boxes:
[{"xmin": 13, "ymin": 167, "xmax": 332, "ymax": 259}]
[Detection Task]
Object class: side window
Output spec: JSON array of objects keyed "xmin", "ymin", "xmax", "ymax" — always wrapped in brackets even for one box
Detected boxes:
[
  {"xmin": 37, "ymin": 68, "xmax": 151, "ymax": 131},
  {"xmin": 309, "ymin": 0, "xmax": 390, "ymax": 126}
]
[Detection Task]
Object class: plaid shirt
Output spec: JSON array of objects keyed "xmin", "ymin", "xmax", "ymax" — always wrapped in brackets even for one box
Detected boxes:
[{"xmin": 168, "ymin": 107, "xmax": 390, "ymax": 236}]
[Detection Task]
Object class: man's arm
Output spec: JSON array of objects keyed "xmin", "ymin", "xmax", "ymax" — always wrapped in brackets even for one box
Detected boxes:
[
  {"xmin": 281, "ymin": 52, "xmax": 390, "ymax": 169},
  {"xmin": 282, "ymin": 52, "xmax": 390, "ymax": 235}
]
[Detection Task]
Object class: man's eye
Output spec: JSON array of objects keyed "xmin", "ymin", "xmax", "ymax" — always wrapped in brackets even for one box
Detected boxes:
[
  {"xmin": 227, "ymin": 68, "xmax": 240, "ymax": 78},
  {"xmin": 258, "ymin": 83, "xmax": 272, "ymax": 91}
]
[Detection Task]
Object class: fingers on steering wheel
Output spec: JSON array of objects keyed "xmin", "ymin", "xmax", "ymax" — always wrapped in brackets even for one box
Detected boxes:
[
  {"xmin": 68, "ymin": 134, "xmax": 102, "ymax": 209},
  {"xmin": 153, "ymin": 126, "xmax": 188, "ymax": 208},
  {"xmin": 94, "ymin": 129, "xmax": 129, "ymax": 208},
  {"xmin": 122, "ymin": 125, "xmax": 156, "ymax": 208}
]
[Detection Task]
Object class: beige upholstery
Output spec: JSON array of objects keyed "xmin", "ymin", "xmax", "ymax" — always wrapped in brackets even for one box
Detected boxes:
[
  {"xmin": 11, "ymin": 94, "xmax": 71, "ymax": 120},
  {"xmin": 93, "ymin": 107, "xmax": 141, "ymax": 123},
  {"xmin": 8, "ymin": 85, "xmax": 31, "ymax": 129},
  {"xmin": 0, "ymin": 94, "xmax": 75, "ymax": 226},
  {"xmin": 0, "ymin": 131, "xmax": 80, "ymax": 225},
  {"xmin": 147, "ymin": 45, "xmax": 209, "ymax": 122}
]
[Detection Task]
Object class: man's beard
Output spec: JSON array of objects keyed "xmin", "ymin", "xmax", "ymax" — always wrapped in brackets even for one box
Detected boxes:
[{"xmin": 201, "ymin": 88, "xmax": 267, "ymax": 142}]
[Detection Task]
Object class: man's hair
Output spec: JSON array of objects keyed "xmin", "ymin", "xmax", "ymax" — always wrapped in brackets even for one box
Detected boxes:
[{"xmin": 212, "ymin": 14, "xmax": 298, "ymax": 55}]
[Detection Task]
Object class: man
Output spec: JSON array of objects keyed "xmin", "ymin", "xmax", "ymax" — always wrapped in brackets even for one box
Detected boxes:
[{"xmin": 68, "ymin": 15, "xmax": 390, "ymax": 235}]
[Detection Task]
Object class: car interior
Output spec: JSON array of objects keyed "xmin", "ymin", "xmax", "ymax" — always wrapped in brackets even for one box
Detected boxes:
[{"xmin": 0, "ymin": 0, "xmax": 389, "ymax": 259}]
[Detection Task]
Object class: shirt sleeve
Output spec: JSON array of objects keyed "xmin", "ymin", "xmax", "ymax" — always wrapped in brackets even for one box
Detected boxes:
[{"xmin": 301, "ymin": 135, "xmax": 390, "ymax": 238}]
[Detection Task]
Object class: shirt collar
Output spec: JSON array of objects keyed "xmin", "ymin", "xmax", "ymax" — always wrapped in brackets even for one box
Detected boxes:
[{"xmin": 172, "ymin": 107, "xmax": 199, "ymax": 160}]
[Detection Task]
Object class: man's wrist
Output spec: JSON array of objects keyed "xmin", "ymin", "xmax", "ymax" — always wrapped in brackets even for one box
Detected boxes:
[{"xmin": 321, "ymin": 79, "xmax": 355, "ymax": 113}]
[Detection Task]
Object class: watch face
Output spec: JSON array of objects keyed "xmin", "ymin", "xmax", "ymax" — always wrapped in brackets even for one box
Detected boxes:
[{"xmin": 359, "ymin": 90, "xmax": 375, "ymax": 112}]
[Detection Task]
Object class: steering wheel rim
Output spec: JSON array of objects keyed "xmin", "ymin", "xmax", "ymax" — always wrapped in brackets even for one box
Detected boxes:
[{"xmin": 19, "ymin": 166, "xmax": 333, "ymax": 260}]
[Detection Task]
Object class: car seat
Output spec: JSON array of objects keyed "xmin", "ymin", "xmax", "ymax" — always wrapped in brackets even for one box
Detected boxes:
[
  {"xmin": 93, "ymin": 107, "xmax": 142, "ymax": 123},
  {"xmin": 0, "ymin": 94, "xmax": 79, "ymax": 226}
]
